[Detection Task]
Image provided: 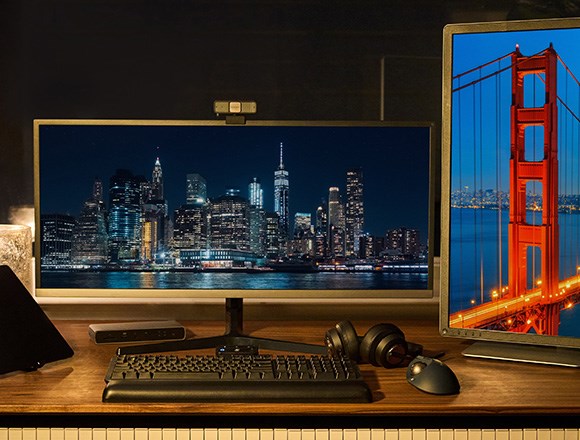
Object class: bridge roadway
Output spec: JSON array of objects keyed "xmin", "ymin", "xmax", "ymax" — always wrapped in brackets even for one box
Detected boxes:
[{"xmin": 449, "ymin": 275, "xmax": 580, "ymax": 329}]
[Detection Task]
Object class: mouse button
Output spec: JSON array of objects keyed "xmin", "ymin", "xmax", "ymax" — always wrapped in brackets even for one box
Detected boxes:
[{"xmin": 428, "ymin": 364, "xmax": 461, "ymax": 395}]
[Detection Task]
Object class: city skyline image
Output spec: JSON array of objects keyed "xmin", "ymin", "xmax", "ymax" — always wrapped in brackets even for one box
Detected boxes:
[{"xmin": 37, "ymin": 121, "xmax": 431, "ymax": 289}]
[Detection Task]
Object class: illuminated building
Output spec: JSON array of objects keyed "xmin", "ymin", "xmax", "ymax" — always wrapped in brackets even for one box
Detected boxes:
[
  {"xmin": 359, "ymin": 233, "xmax": 384, "ymax": 259},
  {"xmin": 248, "ymin": 177, "xmax": 263, "ymax": 209},
  {"xmin": 316, "ymin": 202, "xmax": 328, "ymax": 235},
  {"xmin": 328, "ymin": 186, "xmax": 345, "ymax": 258},
  {"xmin": 264, "ymin": 212, "xmax": 282, "ymax": 258},
  {"xmin": 142, "ymin": 197, "xmax": 169, "ymax": 260},
  {"xmin": 140, "ymin": 218, "xmax": 157, "ymax": 263},
  {"xmin": 209, "ymin": 192, "xmax": 250, "ymax": 251},
  {"xmin": 186, "ymin": 173, "xmax": 207, "ymax": 205},
  {"xmin": 315, "ymin": 202, "xmax": 328, "ymax": 257},
  {"xmin": 71, "ymin": 178, "xmax": 109, "ymax": 266},
  {"xmin": 40, "ymin": 214, "xmax": 75, "ymax": 268},
  {"xmin": 92, "ymin": 178, "xmax": 105, "ymax": 208},
  {"xmin": 108, "ymin": 169, "xmax": 143, "ymax": 263},
  {"xmin": 151, "ymin": 157, "xmax": 164, "ymax": 200},
  {"xmin": 249, "ymin": 207, "xmax": 266, "ymax": 257},
  {"xmin": 328, "ymin": 187, "xmax": 342, "ymax": 228},
  {"xmin": 385, "ymin": 227, "xmax": 421, "ymax": 259},
  {"xmin": 173, "ymin": 204, "xmax": 208, "ymax": 250},
  {"xmin": 288, "ymin": 212, "xmax": 314, "ymax": 257},
  {"xmin": 274, "ymin": 142, "xmax": 290, "ymax": 239},
  {"xmin": 345, "ymin": 167, "xmax": 364, "ymax": 257},
  {"xmin": 143, "ymin": 157, "xmax": 169, "ymax": 263},
  {"xmin": 293, "ymin": 212, "xmax": 312, "ymax": 238},
  {"xmin": 248, "ymin": 178, "xmax": 266, "ymax": 256}
]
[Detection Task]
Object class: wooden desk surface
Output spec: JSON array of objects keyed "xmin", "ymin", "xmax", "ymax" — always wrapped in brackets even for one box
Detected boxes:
[{"xmin": 1, "ymin": 319, "xmax": 579, "ymax": 417}]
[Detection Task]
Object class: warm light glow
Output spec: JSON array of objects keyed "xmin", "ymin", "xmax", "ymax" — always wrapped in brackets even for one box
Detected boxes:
[{"xmin": 8, "ymin": 205, "xmax": 35, "ymax": 239}]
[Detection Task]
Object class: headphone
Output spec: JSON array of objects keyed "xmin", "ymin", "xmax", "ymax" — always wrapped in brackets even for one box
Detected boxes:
[{"xmin": 324, "ymin": 321, "xmax": 423, "ymax": 368}]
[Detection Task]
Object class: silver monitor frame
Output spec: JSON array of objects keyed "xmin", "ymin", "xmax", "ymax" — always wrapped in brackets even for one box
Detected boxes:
[
  {"xmin": 34, "ymin": 118, "xmax": 437, "ymax": 303},
  {"xmin": 440, "ymin": 17, "xmax": 580, "ymax": 362}
]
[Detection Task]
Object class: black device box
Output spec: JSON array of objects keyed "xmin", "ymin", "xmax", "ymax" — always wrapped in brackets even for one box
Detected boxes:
[
  {"xmin": 0, "ymin": 265, "xmax": 74, "ymax": 374},
  {"xmin": 88, "ymin": 320, "xmax": 186, "ymax": 344}
]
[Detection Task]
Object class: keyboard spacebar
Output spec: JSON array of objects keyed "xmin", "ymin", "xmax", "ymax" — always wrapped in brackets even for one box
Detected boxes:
[{"xmin": 102, "ymin": 379, "xmax": 372, "ymax": 403}]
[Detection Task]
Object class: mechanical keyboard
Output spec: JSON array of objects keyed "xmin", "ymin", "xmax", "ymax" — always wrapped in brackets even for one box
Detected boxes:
[{"xmin": 102, "ymin": 352, "xmax": 372, "ymax": 403}]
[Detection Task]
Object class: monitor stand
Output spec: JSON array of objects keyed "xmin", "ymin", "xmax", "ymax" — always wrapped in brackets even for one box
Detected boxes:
[
  {"xmin": 462, "ymin": 340, "xmax": 580, "ymax": 368},
  {"xmin": 117, "ymin": 298, "xmax": 327, "ymax": 355}
]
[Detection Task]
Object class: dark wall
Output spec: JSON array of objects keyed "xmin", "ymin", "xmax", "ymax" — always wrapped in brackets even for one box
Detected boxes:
[{"xmin": 0, "ymin": 0, "xmax": 575, "ymax": 225}]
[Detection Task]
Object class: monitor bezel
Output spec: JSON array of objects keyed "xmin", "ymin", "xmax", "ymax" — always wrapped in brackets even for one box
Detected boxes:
[
  {"xmin": 34, "ymin": 118, "xmax": 437, "ymax": 302},
  {"xmin": 440, "ymin": 17, "xmax": 580, "ymax": 349}
]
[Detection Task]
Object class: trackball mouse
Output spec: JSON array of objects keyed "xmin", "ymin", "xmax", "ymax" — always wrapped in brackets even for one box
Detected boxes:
[{"xmin": 406, "ymin": 355, "xmax": 460, "ymax": 395}]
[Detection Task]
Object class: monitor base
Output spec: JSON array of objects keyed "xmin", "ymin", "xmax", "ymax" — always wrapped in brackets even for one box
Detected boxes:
[
  {"xmin": 117, "ymin": 298, "xmax": 327, "ymax": 355},
  {"xmin": 462, "ymin": 341, "xmax": 580, "ymax": 368}
]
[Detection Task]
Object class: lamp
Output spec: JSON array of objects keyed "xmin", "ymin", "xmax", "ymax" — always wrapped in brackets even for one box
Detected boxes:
[
  {"xmin": 8, "ymin": 205, "xmax": 35, "ymax": 239},
  {"xmin": 0, "ymin": 224, "xmax": 33, "ymax": 292}
]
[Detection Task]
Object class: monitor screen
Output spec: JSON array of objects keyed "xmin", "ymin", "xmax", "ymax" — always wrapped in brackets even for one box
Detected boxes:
[
  {"xmin": 34, "ymin": 119, "xmax": 435, "ymax": 301},
  {"xmin": 440, "ymin": 18, "xmax": 580, "ymax": 349}
]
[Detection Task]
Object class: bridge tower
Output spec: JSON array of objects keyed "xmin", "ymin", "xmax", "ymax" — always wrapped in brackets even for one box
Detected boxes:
[{"xmin": 508, "ymin": 45, "xmax": 559, "ymax": 334}]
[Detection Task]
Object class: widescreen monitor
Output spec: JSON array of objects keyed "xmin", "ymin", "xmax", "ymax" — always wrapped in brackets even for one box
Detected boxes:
[
  {"xmin": 34, "ymin": 119, "xmax": 435, "ymax": 307},
  {"xmin": 440, "ymin": 18, "xmax": 580, "ymax": 366}
]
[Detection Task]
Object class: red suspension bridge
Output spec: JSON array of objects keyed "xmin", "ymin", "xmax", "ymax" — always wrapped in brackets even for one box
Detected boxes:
[{"xmin": 449, "ymin": 44, "xmax": 580, "ymax": 336}]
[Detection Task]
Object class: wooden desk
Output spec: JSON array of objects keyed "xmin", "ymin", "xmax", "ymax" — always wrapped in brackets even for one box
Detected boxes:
[{"xmin": 1, "ymin": 319, "xmax": 579, "ymax": 428}]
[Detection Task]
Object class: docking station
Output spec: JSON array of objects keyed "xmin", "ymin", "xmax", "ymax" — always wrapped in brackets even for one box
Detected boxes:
[{"xmin": 89, "ymin": 320, "xmax": 187, "ymax": 344}]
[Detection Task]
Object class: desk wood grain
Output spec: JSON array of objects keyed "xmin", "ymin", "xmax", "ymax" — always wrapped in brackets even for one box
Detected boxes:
[{"xmin": 1, "ymin": 320, "xmax": 579, "ymax": 416}]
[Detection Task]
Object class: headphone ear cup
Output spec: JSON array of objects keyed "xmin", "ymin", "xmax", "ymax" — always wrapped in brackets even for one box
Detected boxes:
[
  {"xmin": 406, "ymin": 341, "xmax": 424, "ymax": 358},
  {"xmin": 324, "ymin": 320, "xmax": 360, "ymax": 361},
  {"xmin": 359, "ymin": 323, "xmax": 407, "ymax": 367}
]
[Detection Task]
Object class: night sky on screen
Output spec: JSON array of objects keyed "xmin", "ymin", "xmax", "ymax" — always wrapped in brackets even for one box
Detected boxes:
[{"xmin": 38, "ymin": 122, "xmax": 430, "ymax": 239}]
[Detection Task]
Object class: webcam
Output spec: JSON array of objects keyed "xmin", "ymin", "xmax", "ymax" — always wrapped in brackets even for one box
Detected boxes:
[
  {"xmin": 214, "ymin": 100, "xmax": 257, "ymax": 125},
  {"xmin": 214, "ymin": 100, "xmax": 257, "ymax": 115}
]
